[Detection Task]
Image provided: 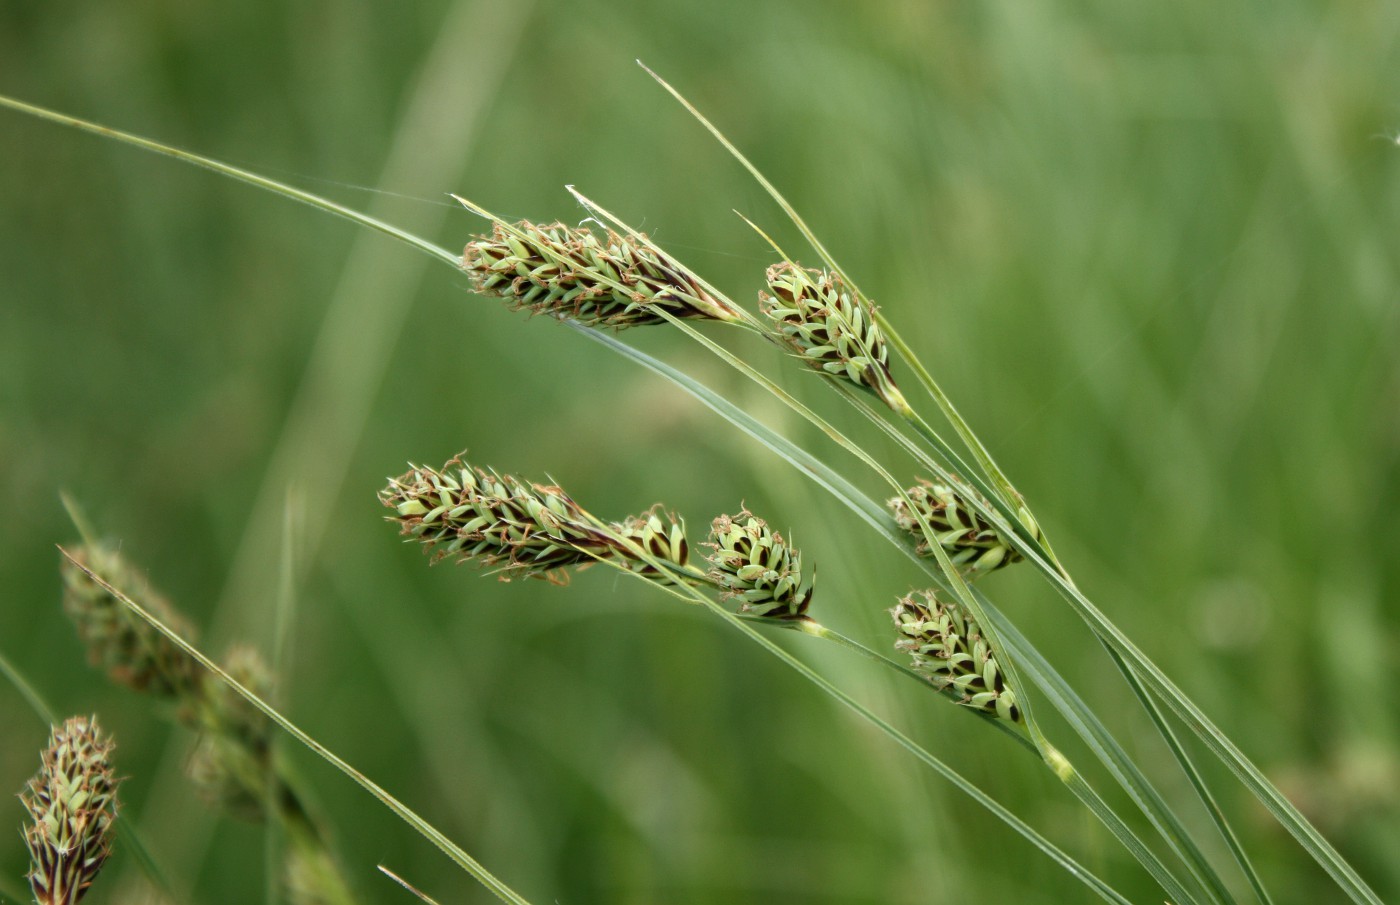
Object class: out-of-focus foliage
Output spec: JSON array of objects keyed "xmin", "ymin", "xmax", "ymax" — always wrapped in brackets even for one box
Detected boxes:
[{"xmin": 1, "ymin": 1, "xmax": 1396, "ymax": 902}]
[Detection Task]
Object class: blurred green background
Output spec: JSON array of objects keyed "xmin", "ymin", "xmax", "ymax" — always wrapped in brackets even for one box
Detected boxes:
[{"xmin": 2, "ymin": 1, "xmax": 1397, "ymax": 902}]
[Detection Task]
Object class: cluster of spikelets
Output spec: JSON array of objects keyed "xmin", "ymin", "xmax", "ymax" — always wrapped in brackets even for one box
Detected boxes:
[
  {"xmin": 378, "ymin": 455, "xmax": 693, "ymax": 584},
  {"xmin": 381, "ymin": 454, "xmax": 816, "ymax": 621},
  {"xmin": 892, "ymin": 590, "xmax": 1021, "ymax": 724},
  {"xmin": 57, "ymin": 543, "xmax": 357, "ymax": 905},
  {"xmin": 456, "ymin": 215, "xmax": 1034, "ymax": 686},
  {"xmin": 62, "ymin": 545, "xmax": 201, "ymax": 703},
  {"xmin": 461, "ymin": 216, "xmax": 1029, "ymax": 581},
  {"xmin": 41, "ymin": 208, "xmax": 1036, "ymax": 903},
  {"xmin": 760, "ymin": 262, "xmax": 908, "ymax": 414},
  {"xmin": 20, "ymin": 716, "xmax": 120, "ymax": 905},
  {"xmin": 462, "ymin": 219, "xmax": 742, "ymax": 328},
  {"xmin": 60, "ymin": 546, "xmax": 274, "ymax": 802},
  {"xmin": 889, "ymin": 479, "xmax": 1038, "ymax": 579},
  {"xmin": 705, "ymin": 510, "xmax": 813, "ymax": 618}
]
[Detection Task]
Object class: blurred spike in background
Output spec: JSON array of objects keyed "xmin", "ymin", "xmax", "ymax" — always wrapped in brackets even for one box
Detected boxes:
[{"xmin": 1, "ymin": 1, "xmax": 1398, "ymax": 903}]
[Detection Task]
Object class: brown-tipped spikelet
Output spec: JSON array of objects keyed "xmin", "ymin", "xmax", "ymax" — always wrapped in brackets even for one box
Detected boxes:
[
  {"xmin": 889, "ymin": 479, "xmax": 1036, "ymax": 578},
  {"xmin": 705, "ymin": 510, "xmax": 813, "ymax": 618},
  {"xmin": 381, "ymin": 455, "xmax": 692, "ymax": 584},
  {"xmin": 187, "ymin": 645, "xmax": 276, "ymax": 821},
  {"xmin": 760, "ymin": 262, "xmax": 907, "ymax": 413},
  {"xmin": 22, "ymin": 716, "xmax": 120, "ymax": 905},
  {"xmin": 892, "ymin": 590, "xmax": 1021, "ymax": 724},
  {"xmin": 61, "ymin": 544, "xmax": 201, "ymax": 700},
  {"xmin": 463, "ymin": 220, "xmax": 741, "ymax": 327}
]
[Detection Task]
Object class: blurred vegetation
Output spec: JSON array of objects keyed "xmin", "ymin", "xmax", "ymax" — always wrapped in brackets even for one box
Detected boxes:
[{"xmin": 1, "ymin": 1, "xmax": 1397, "ymax": 903}]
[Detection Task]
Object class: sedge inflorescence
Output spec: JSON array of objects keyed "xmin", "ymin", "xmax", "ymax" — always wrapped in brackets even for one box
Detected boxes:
[
  {"xmin": 463, "ymin": 220, "xmax": 741, "ymax": 328},
  {"xmin": 760, "ymin": 262, "xmax": 907, "ymax": 413},
  {"xmin": 892, "ymin": 590, "xmax": 1021, "ymax": 724},
  {"xmin": 705, "ymin": 509, "xmax": 814, "ymax": 619},
  {"xmin": 889, "ymin": 479, "xmax": 1037, "ymax": 578},
  {"xmin": 380, "ymin": 455, "xmax": 692, "ymax": 585},
  {"xmin": 61, "ymin": 544, "xmax": 201, "ymax": 701},
  {"xmin": 21, "ymin": 716, "xmax": 120, "ymax": 905}
]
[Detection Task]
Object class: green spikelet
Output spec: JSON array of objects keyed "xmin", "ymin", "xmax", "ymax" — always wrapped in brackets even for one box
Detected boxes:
[
  {"xmin": 705, "ymin": 510, "xmax": 813, "ymax": 618},
  {"xmin": 61, "ymin": 544, "xmax": 201, "ymax": 700},
  {"xmin": 760, "ymin": 262, "xmax": 907, "ymax": 413},
  {"xmin": 889, "ymin": 479, "xmax": 1037, "ymax": 578},
  {"xmin": 21, "ymin": 716, "xmax": 120, "ymax": 905},
  {"xmin": 381, "ymin": 455, "xmax": 691, "ymax": 584},
  {"xmin": 463, "ymin": 220, "xmax": 741, "ymax": 327},
  {"xmin": 892, "ymin": 590, "xmax": 1022, "ymax": 724}
]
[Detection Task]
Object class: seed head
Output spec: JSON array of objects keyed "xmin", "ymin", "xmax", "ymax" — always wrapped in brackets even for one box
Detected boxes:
[
  {"xmin": 21, "ymin": 716, "xmax": 120, "ymax": 905},
  {"xmin": 705, "ymin": 510, "xmax": 813, "ymax": 618},
  {"xmin": 61, "ymin": 544, "xmax": 201, "ymax": 700},
  {"xmin": 187, "ymin": 645, "xmax": 276, "ymax": 821},
  {"xmin": 463, "ymin": 220, "xmax": 740, "ymax": 327},
  {"xmin": 892, "ymin": 590, "xmax": 1021, "ymax": 724},
  {"xmin": 381, "ymin": 455, "xmax": 691, "ymax": 584},
  {"xmin": 889, "ymin": 479, "xmax": 1036, "ymax": 578},
  {"xmin": 760, "ymin": 262, "xmax": 907, "ymax": 412}
]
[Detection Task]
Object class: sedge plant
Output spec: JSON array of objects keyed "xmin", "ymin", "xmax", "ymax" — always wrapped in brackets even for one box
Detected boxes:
[{"xmin": 0, "ymin": 58, "xmax": 1386, "ymax": 905}]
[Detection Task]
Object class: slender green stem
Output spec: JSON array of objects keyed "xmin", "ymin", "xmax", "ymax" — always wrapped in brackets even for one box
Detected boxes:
[
  {"xmin": 1121, "ymin": 664, "xmax": 1272, "ymax": 905},
  {"xmin": 753, "ymin": 617, "xmax": 1039, "ymax": 753},
  {"xmin": 657, "ymin": 606, "xmax": 1133, "ymax": 903},
  {"xmin": 1055, "ymin": 752, "xmax": 1201, "ymax": 905},
  {"xmin": 578, "ymin": 324, "xmax": 1204, "ymax": 898},
  {"xmin": 0, "ymin": 648, "xmax": 57, "ymax": 724},
  {"xmin": 773, "ymin": 619, "xmax": 1205, "ymax": 905},
  {"xmin": 0, "ymin": 94, "xmax": 460, "ymax": 271},
  {"xmin": 569, "ymin": 517, "xmax": 1133, "ymax": 902},
  {"xmin": 379, "ymin": 866, "xmax": 445, "ymax": 905}
]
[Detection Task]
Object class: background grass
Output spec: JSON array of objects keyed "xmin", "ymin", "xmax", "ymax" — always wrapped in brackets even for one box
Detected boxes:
[{"xmin": 2, "ymin": 1, "xmax": 1398, "ymax": 902}]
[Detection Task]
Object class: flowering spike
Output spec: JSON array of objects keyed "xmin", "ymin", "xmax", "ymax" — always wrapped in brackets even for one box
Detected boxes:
[
  {"xmin": 22, "ymin": 716, "xmax": 120, "ymax": 905},
  {"xmin": 463, "ymin": 220, "xmax": 741, "ymax": 327},
  {"xmin": 381, "ymin": 455, "xmax": 692, "ymax": 584},
  {"xmin": 892, "ymin": 591, "xmax": 1021, "ymax": 724},
  {"xmin": 889, "ymin": 479, "xmax": 1037, "ymax": 579},
  {"xmin": 760, "ymin": 262, "xmax": 907, "ymax": 412},
  {"xmin": 187, "ymin": 645, "xmax": 276, "ymax": 821},
  {"xmin": 705, "ymin": 509, "xmax": 813, "ymax": 618},
  {"xmin": 61, "ymin": 545, "xmax": 201, "ymax": 700}
]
